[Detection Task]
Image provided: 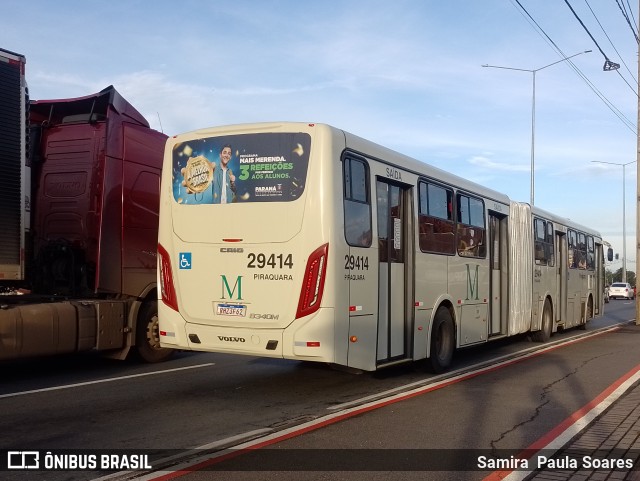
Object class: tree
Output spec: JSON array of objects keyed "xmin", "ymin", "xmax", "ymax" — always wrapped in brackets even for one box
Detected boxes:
[
  {"xmin": 605, "ymin": 269, "xmax": 614, "ymax": 286},
  {"xmin": 609, "ymin": 267, "xmax": 636, "ymax": 286}
]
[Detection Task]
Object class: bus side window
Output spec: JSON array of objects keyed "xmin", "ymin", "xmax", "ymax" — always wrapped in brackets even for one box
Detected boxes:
[
  {"xmin": 568, "ymin": 229, "xmax": 580, "ymax": 269},
  {"xmin": 534, "ymin": 218, "xmax": 554, "ymax": 266},
  {"xmin": 418, "ymin": 181, "xmax": 455, "ymax": 255},
  {"xmin": 456, "ymin": 194, "xmax": 486, "ymax": 258},
  {"xmin": 343, "ymin": 157, "xmax": 372, "ymax": 247},
  {"xmin": 546, "ymin": 220, "xmax": 555, "ymax": 266},
  {"xmin": 534, "ymin": 218, "xmax": 546, "ymax": 265},
  {"xmin": 578, "ymin": 233, "xmax": 587, "ymax": 270},
  {"xmin": 587, "ymin": 236, "xmax": 595, "ymax": 270}
]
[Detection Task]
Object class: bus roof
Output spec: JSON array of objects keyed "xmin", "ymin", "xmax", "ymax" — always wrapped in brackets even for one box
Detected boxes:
[
  {"xmin": 532, "ymin": 205, "xmax": 602, "ymax": 239},
  {"xmin": 170, "ymin": 121, "xmax": 603, "ymax": 239},
  {"xmin": 341, "ymin": 126, "xmax": 511, "ymax": 206},
  {"xmin": 175, "ymin": 121, "xmax": 512, "ymax": 206}
]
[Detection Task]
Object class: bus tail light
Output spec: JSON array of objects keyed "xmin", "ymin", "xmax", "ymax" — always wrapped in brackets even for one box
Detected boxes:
[
  {"xmin": 295, "ymin": 243, "xmax": 329, "ymax": 319},
  {"xmin": 158, "ymin": 243, "xmax": 179, "ymax": 312}
]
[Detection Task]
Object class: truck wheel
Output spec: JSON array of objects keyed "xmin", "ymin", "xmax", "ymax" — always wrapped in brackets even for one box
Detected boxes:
[
  {"xmin": 136, "ymin": 301, "xmax": 174, "ymax": 363},
  {"xmin": 428, "ymin": 306, "xmax": 455, "ymax": 373},
  {"xmin": 532, "ymin": 299, "xmax": 552, "ymax": 342}
]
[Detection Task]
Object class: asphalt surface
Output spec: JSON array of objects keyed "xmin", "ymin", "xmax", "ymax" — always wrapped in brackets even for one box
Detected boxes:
[{"xmin": 137, "ymin": 321, "xmax": 640, "ymax": 481}]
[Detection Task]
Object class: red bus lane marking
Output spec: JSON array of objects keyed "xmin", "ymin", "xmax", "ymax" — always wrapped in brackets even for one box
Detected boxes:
[
  {"xmin": 142, "ymin": 326, "xmax": 625, "ymax": 480},
  {"xmin": 482, "ymin": 362, "xmax": 640, "ymax": 481}
]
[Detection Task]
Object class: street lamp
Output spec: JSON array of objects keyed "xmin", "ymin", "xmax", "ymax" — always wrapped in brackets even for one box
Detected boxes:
[
  {"xmin": 483, "ymin": 50, "xmax": 592, "ymax": 205},
  {"xmin": 592, "ymin": 160, "xmax": 636, "ymax": 283}
]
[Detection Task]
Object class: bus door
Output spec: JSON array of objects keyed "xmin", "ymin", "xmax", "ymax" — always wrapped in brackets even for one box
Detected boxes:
[
  {"xmin": 565, "ymin": 230, "xmax": 584, "ymax": 325},
  {"xmin": 556, "ymin": 231, "xmax": 568, "ymax": 324},
  {"xmin": 375, "ymin": 179, "xmax": 413, "ymax": 364},
  {"xmin": 489, "ymin": 213, "xmax": 508, "ymax": 336},
  {"xmin": 593, "ymin": 242, "xmax": 604, "ymax": 315}
]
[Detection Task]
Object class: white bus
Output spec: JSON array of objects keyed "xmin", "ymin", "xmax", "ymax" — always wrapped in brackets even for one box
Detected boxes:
[{"xmin": 157, "ymin": 122, "xmax": 609, "ymax": 372}]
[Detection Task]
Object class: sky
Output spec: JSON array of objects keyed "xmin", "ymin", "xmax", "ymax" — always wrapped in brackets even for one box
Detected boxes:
[{"xmin": 2, "ymin": 0, "xmax": 638, "ymax": 273}]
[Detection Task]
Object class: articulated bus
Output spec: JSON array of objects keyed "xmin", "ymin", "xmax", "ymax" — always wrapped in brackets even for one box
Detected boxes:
[{"xmin": 157, "ymin": 122, "xmax": 609, "ymax": 372}]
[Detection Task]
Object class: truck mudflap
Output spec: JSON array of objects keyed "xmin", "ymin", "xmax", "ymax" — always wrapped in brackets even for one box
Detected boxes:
[{"xmin": 0, "ymin": 300, "xmax": 127, "ymax": 361}]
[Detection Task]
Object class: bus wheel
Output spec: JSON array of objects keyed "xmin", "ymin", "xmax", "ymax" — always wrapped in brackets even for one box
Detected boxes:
[
  {"xmin": 579, "ymin": 297, "xmax": 593, "ymax": 330},
  {"xmin": 429, "ymin": 307, "xmax": 455, "ymax": 373},
  {"xmin": 136, "ymin": 301, "xmax": 174, "ymax": 363},
  {"xmin": 532, "ymin": 299, "xmax": 552, "ymax": 342}
]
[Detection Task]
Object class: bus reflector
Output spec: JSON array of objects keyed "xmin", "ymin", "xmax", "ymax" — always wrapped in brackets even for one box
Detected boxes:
[
  {"xmin": 158, "ymin": 243, "xmax": 179, "ymax": 312},
  {"xmin": 350, "ymin": 336, "xmax": 358, "ymax": 343},
  {"xmin": 307, "ymin": 341, "xmax": 321, "ymax": 347},
  {"xmin": 295, "ymin": 243, "xmax": 329, "ymax": 319}
]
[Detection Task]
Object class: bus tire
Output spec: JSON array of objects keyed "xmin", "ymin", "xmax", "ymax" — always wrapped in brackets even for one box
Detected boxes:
[
  {"xmin": 532, "ymin": 298, "xmax": 552, "ymax": 342},
  {"xmin": 136, "ymin": 301, "xmax": 174, "ymax": 363},
  {"xmin": 579, "ymin": 297, "xmax": 593, "ymax": 330},
  {"xmin": 428, "ymin": 306, "xmax": 455, "ymax": 373}
]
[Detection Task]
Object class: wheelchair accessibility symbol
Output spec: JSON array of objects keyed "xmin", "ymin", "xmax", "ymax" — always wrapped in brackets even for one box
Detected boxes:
[{"xmin": 179, "ymin": 252, "xmax": 192, "ymax": 269}]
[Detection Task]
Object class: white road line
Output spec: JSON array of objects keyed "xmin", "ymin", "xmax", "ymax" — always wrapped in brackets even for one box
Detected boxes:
[
  {"xmin": 328, "ymin": 324, "xmax": 624, "ymax": 411},
  {"xmin": 92, "ymin": 429, "xmax": 275, "ymax": 481},
  {"xmin": 92, "ymin": 321, "xmax": 633, "ymax": 480},
  {"xmin": 135, "ymin": 326, "xmax": 629, "ymax": 479},
  {"xmin": 492, "ymin": 365, "xmax": 640, "ymax": 481},
  {"xmin": 0, "ymin": 363, "xmax": 215, "ymax": 399}
]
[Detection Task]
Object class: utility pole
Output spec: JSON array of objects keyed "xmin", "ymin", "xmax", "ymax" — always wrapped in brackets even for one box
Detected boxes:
[
  {"xmin": 593, "ymin": 161, "xmax": 635, "ymax": 282},
  {"xmin": 636, "ymin": 0, "xmax": 640, "ymax": 326},
  {"xmin": 482, "ymin": 50, "xmax": 591, "ymax": 206}
]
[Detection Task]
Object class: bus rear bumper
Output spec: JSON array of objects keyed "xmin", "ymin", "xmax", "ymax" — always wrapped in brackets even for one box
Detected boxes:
[
  {"xmin": 159, "ymin": 308, "xmax": 284, "ymax": 358},
  {"xmin": 158, "ymin": 304, "xmax": 335, "ymax": 362}
]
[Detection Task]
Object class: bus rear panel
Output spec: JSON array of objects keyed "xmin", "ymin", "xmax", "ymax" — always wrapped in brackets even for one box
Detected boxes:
[{"xmin": 158, "ymin": 123, "xmax": 341, "ymax": 363}]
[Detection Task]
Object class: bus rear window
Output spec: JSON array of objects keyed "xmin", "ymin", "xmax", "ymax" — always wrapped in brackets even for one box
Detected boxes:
[{"xmin": 171, "ymin": 132, "xmax": 311, "ymax": 204}]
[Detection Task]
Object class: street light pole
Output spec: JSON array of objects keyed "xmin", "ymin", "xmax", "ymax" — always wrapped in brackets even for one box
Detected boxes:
[
  {"xmin": 592, "ymin": 160, "xmax": 636, "ymax": 283},
  {"xmin": 483, "ymin": 50, "xmax": 592, "ymax": 205},
  {"xmin": 636, "ymin": 5, "xmax": 640, "ymax": 325}
]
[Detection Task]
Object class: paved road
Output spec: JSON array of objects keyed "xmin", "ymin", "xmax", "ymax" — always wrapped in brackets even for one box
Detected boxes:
[
  {"xmin": 140, "ymin": 320, "xmax": 640, "ymax": 481},
  {"xmin": 0, "ymin": 300, "xmax": 635, "ymax": 481}
]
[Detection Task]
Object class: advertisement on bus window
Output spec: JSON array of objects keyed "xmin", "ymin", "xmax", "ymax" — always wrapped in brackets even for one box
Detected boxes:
[{"xmin": 171, "ymin": 132, "xmax": 310, "ymax": 204}]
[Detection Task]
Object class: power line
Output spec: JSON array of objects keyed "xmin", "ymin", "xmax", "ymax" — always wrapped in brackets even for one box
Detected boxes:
[
  {"xmin": 585, "ymin": 0, "xmax": 637, "ymax": 83},
  {"xmin": 625, "ymin": 0, "xmax": 638, "ymax": 32},
  {"xmin": 564, "ymin": 0, "xmax": 620, "ymax": 70},
  {"xmin": 616, "ymin": 0, "xmax": 640, "ymax": 43},
  {"xmin": 510, "ymin": 0, "xmax": 636, "ymax": 133},
  {"xmin": 568, "ymin": 61, "xmax": 636, "ymax": 132}
]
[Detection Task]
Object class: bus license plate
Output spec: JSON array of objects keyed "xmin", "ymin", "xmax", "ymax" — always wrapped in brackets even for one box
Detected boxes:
[{"xmin": 216, "ymin": 303, "xmax": 247, "ymax": 317}]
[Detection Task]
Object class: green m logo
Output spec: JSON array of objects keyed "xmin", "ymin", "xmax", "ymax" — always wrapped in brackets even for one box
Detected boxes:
[
  {"xmin": 466, "ymin": 264, "xmax": 479, "ymax": 301},
  {"xmin": 221, "ymin": 275, "xmax": 243, "ymax": 300}
]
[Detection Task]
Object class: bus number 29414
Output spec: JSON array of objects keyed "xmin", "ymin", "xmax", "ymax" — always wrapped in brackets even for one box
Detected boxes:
[
  {"xmin": 247, "ymin": 253, "xmax": 294, "ymax": 269},
  {"xmin": 344, "ymin": 255, "xmax": 369, "ymax": 270}
]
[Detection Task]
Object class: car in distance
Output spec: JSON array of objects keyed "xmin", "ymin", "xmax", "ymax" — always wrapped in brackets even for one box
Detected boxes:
[{"xmin": 608, "ymin": 282, "xmax": 635, "ymax": 300}]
